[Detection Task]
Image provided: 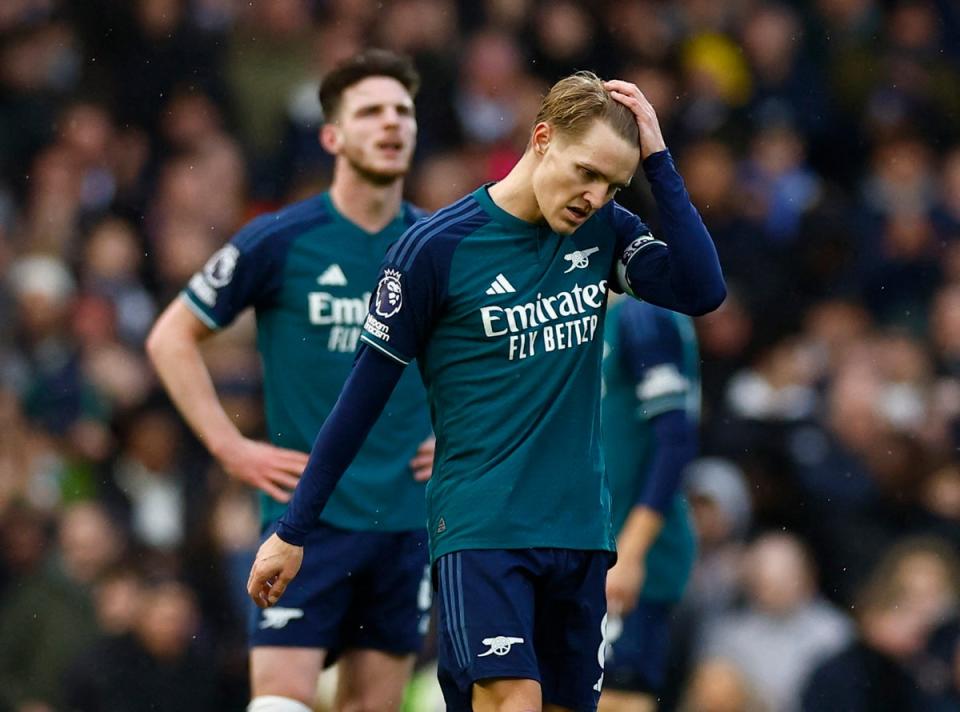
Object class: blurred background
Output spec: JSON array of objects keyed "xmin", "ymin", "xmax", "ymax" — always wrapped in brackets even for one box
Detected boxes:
[{"xmin": 2, "ymin": 0, "xmax": 960, "ymax": 710}]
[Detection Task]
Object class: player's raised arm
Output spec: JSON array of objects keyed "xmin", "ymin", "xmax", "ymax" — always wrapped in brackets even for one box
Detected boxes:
[{"xmin": 605, "ymin": 80, "xmax": 726, "ymax": 316}]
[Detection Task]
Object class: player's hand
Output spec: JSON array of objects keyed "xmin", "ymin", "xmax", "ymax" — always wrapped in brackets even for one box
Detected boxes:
[
  {"xmin": 214, "ymin": 437, "xmax": 308, "ymax": 503},
  {"xmin": 603, "ymin": 79, "xmax": 667, "ymax": 160},
  {"xmin": 247, "ymin": 533, "xmax": 303, "ymax": 608},
  {"xmin": 410, "ymin": 435, "xmax": 436, "ymax": 482},
  {"xmin": 606, "ymin": 556, "xmax": 646, "ymax": 616}
]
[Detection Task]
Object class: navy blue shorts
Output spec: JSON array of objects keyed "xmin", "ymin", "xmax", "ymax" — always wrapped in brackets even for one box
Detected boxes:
[
  {"xmin": 435, "ymin": 548, "xmax": 613, "ymax": 712},
  {"xmin": 603, "ymin": 600, "xmax": 674, "ymax": 693},
  {"xmin": 248, "ymin": 521, "xmax": 430, "ymax": 657}
]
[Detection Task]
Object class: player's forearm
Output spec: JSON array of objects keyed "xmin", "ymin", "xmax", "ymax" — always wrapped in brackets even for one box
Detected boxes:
[
  {"xmin": 637, "ymin": 409, "xmax": 698, "ymax": 514},
  {"xmin": 145, "ymin": 311, "xmax": 241, "ymax": 457},
  {"xmin": 641, "ymin": 149, "xmax": 726, "ymax": 314},
  {"xmin": 276, "ymin": 345, "xmax": 405, "ymax": 545},
  {"xmin": 617, "ymin": 506, "xmax": 664, "ymax": 562}
]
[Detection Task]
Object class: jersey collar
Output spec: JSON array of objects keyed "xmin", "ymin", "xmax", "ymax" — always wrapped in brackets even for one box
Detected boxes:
[{"xmin": 472, "ymin": 183, "xmax": 542, "ymax": 234}]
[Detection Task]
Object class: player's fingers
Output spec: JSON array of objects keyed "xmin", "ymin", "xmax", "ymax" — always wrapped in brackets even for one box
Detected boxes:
[
  {"xmin": 412, "ymin": 438, "xmax": 434, "ymax": 455},
  {"xmin": 248, "ymin": 568, "xmax": 272, "ymax": 607},
  {"xmin": 267, "ymin": 579, "xmax": 288, "ymax": 606},
  {"xmin": 273, "ymin": 462, "xmax": 307, "ymax": 478},
  {"xmin": 609, "ymin": 87, "xmax": 654, "ymax": 112},
  {"xmin": 260, "ymin": 480, "xmax": 292, "ymax": 503},
  {"xmin": 617, "ymin": 596, "xmax": 637, "ymax": 616},
  {"xmin": 606, "ymin": 580, "xmax": 630, "ymax": 610},
  {"xmin": 258, "ymin": 575, "xmax": 280, "ymax": 607},
  {"xmin": 409, "ymin": 452, "xmax": 433, "ymax": 469},
  {"xmin": 608, "ymin": 92, "xmax": 644, "ymax": 118},
  {"xmin": 412, "ymin": 466, "xmax": 432, "ymax": 482},
  {"xmin": 253, "ymin": 582, "xmax": 273, "ymax": 608},
  {"xmin": 273, "ymin": 449, "xmax": 310, "ymax": 468},
  {"xmin": 609, "ymin": 90, "xmax": 643, "ymax": 110},
  {"xmin": 604, "ymin": 79, "xmax": 643, "ymax": 98},
  {"xmin": 267, "ymin": 470, "xmax": 301, "ymax": 489}
]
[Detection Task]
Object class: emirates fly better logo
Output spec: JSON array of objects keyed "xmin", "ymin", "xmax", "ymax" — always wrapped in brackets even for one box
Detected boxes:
[{"xmin": 480, "ymin": 280, "xmax": 608, "ymax": 360}]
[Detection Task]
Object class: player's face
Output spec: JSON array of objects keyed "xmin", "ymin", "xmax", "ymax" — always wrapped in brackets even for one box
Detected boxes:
[
  {"xmin": 531, "ymin": 119, "xmax": 639, "ymax": 235},
  {"xmin": 328, "ymin": 76, "xmax": 417, "ymax": 183}
]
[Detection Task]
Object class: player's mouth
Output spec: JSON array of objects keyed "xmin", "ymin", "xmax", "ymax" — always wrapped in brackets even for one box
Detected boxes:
[
  {"xmin": 565, "ymin": 205, "xmax": 590, "ymax": 222},
  {"xmin": 376, "ymin": 140, "xmax": 405, "ymax": 156}
]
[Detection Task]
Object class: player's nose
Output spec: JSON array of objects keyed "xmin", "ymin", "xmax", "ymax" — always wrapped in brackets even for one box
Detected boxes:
[
  {"xmin": 382, "ymin": 106, "xmax": 401, "ymax": 126},
  {"xmin": 583, "ymin": 188, "xmax": 603, "ymax": 211}
]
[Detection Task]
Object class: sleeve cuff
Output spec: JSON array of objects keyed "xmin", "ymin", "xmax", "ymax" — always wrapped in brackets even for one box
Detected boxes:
[
  {"xmin": 180, "ymin": 290, "xmax": 222, "ymax": 330},
  {"xmin": 359, "ymin": 333, "xmax": 411, "ymax": 365},
  {"xmin": 275, "ymin": 520, "xmax": 307, "ymax": 547},
  {"xmin": 639, "ymin": 397, "xmax": 686, "ymax": 421},
  {"xmin": 641, "ymin": 148, "xmax": 673, "ymax": 174}
]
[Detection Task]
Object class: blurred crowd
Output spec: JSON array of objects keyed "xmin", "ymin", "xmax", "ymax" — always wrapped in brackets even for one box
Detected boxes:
[{"xmin": 2, "ymin": 0, "xmax": 960, "ymax": 710}]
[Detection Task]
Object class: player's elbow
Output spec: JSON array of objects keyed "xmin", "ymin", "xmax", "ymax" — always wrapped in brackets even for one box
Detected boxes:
[
  {"xmin": 694, "ymin": 281, "xmax": 727, "ymax": 315},
  {"xmin": 146, "ymin": 301, "xmax": 209, "ymax": 366},
  {"xmin": 144, "ymin": 322, "xmax": 165, "ymax": 364},
  {"xmin": 145, "ymin": 313, "xmax": 187, "ymax": 368},
  {"xmin": 677, "ymin": 281, "xmax": 726, "ymax": 316}
]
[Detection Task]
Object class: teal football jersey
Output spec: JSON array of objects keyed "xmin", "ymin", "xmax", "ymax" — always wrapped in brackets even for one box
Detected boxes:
[
  {"xmin": 602, "ymin": 298, "xmax": 699, "ymax": 602},
  {"xmin": 358, "ymin": 186, "xmax": 672, "ymax": 562},
  {"xmin": 182, "ymin": 192, "xmax": 432, "ymax": 532}
]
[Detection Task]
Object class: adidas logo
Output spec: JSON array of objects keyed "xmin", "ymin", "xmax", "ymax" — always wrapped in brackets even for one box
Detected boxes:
[
  {"xmin": 317, "ymin": 264, "xmax": 348, "ymax": 286},
  {"xmin": 485, "ymin": 274, "xmax": 516, "ymax": 295}
]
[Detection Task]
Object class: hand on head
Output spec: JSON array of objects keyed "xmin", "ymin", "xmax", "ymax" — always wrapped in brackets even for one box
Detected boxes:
[{"xmin": 604, "ymin": 79, "xmax": 667, "ymax": 160}]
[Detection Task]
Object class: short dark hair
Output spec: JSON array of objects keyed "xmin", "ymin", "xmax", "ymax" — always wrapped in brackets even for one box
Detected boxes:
[{"xmin": 319, "ymin": 49, "xmax": 420, "ymax": 121}]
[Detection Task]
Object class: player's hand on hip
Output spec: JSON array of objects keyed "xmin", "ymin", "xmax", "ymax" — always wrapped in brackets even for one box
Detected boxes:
[
  {"xmin": 604, "ymin": 79, "xmax": 667, "ymax": 160},
  {"xmin": 606, "ymin": 556, "xmax": 646, "ymax": 617},
  {"xmin": 247, "ymin": 533, "xmax": 303, "ymax": 608},
  {"xmin": 215, "ymin": 437, "xmax": 308, "ymax": 503},
  {"xmin": 410, "ymin": 435, "xmax": 436, "ymax": 482}
]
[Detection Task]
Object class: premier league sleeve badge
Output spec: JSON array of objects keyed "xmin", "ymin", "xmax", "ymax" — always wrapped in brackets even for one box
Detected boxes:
[{"xmin": 374, "ymin": 269, "xmax": 403, "ymax": 318}]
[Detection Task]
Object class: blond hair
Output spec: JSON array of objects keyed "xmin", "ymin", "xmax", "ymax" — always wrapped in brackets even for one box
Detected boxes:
[{"xmin": 534, "ymin": 71, "xmax": 638, "ymax": 146}]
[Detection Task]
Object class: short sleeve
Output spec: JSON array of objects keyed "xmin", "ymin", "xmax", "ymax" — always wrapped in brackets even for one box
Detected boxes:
[
  {"xmin": 607, "ymin": 202, "xmax": 667, "ymax": 295},
  {"xmin": 619, "ymin": 305, "xmax": 690, "ymax": 420},
  {"xmin": 181, "ymin": 214, "xmax": 293, "ymax": 329}
]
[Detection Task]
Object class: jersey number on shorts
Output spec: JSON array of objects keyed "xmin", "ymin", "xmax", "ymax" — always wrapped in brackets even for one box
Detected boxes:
[{"xmin": 593, "ymin": 613, "xmax": 610, "ymax": 693}]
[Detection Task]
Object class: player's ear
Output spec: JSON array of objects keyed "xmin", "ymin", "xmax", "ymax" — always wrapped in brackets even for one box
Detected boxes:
[
  {"xmin": 320, "ymin": 123, "xmax": 343, "ymax": 154},
  {"xmin": 531, "ymin": 122, "xmax": 552, "ymax": 157}
]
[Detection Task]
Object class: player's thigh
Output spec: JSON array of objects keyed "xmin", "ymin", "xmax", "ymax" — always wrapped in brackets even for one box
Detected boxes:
[
  {"xmin": 334, "ymin": 648, "xmax": 415, "ymax": 712},
  {"xmin": 249, "ymin": 522, "xmax": 361, "ymax": 652},
  {"xmin": 597, "ymin": 690, "xmax": 658, "ymax": 712},
  {"xmin": 535, "ymin": 550, "xmax": 611, "ymax": 711},
  {"xmin": 435, "ymin": 551, "xmax": 540, "ymax": 711},
  {"xmin": 473, "ymin": 677, "xmax": 543, "ymax": 712},
  {"xmin": 343, "ymin": 529, "xmax": 430, "ymax": 655},
  {"xmin": 250, "ymin": 645, "xmax": 326, "ymax": 704}
]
